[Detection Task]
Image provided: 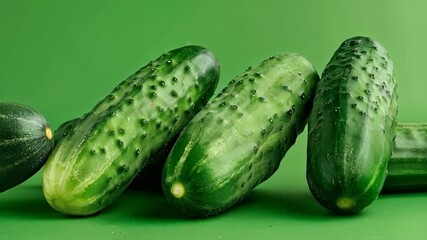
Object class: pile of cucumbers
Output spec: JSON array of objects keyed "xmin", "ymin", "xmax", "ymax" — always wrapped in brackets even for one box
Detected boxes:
[{"xmin": 1, "ymin": 36, "xmax": 426, "ymax": 217}]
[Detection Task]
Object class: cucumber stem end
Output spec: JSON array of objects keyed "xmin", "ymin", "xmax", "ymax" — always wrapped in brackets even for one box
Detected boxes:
[
  {"xmin": 171, "ymin": 182, "xmax": 185, "ymax": 199},
  {"xmin": 336, "ymin": 197, "xmax": 355, "ymax": 210}
]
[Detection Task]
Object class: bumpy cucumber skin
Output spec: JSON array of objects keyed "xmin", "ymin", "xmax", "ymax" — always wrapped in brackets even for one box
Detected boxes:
[
  {"xmin": 0, "ymin": 103, "xmax": 54, "ymax": 192},
  {"xmin": 383, "ymin": 123, "xmax": 427, "ymax": 192},
  {"xmin": 162, "ymin": 53, "xmax": 319, "ymax": 217},
  {"xmin": 307, "ymin": 36, "xmax": 398, "ymax": 214},
  {"xmin": 43, "ymin": 45, "xmax": 219, "ymax": 216},
  {"xmin": 54, "ymin": 117, "xmax": 176, "ymax": 192}
]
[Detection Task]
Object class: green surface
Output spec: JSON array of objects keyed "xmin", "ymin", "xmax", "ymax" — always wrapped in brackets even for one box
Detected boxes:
[{"xmin": 1, "ymin": 0, "xmax": 427, "ymax": 239}]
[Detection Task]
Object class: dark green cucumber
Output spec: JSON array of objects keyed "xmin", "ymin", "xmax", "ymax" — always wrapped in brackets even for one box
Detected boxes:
[
  {"xmin": 54, "ymin": 117, "xmax": 175, "ymax": 192},
  {"xmin": 162, "ymin": 53, "xmax": 319, "ymax": 217},
  {"xmin": 0, "ymin": 102, "xmax": 54, "ymax": 192},
  {"xmin": 54, "ymin": 118, "xmax": 79, "ymax": 146},
  {"xmin": 128, "ymin": 135, "xmax": 177, "ymax": 191},
  {"xmin": 307, "ymin": 36, "xmax": 398, "ymax": 214},
  {"xmin": 43, "ymin": 45, "xmax": 219, "ymax": 216},
  {"xmin": 383, "ymin": 123, "xmax": 427, "ymax": 192}
]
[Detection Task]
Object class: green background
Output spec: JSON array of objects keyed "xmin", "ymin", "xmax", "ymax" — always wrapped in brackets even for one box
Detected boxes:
[{"xmin": 1, "ymin": 0, "xmax": 427, "ymax": 239}]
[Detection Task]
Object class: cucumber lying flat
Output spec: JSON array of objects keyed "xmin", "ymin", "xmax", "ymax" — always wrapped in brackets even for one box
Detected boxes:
[
  {"xmin": 383, "ymin": 123, "xmax": 427, "ymax": 192},
  {"xmin": 307, "ymin": 36, "xmax": 398, "ymax": 214},
  {"xmin": 162, "ymin": 53, "xmax": 319, "ymax": 217},
  {"xmin": 43, "ymin": 45, "xmax": 220, "ymax": 216},
  {"xmin": 0, "ymin": 102, "xmax": 54, "ymax": 192}
]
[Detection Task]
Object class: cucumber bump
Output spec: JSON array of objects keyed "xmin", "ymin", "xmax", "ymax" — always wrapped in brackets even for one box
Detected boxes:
[{"xmin": 54, "ymin": 117, "xmax": 179, "ymax": 192}]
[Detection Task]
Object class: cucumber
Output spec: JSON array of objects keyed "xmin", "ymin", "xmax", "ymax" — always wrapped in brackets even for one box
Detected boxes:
[
  {"xmin": 43, "ymin": 45, "xmax": 220, "ymax": 216},
  {"xmin": 54, "ymin": 118, "xmax": 79, "ymax": 146},
  {"xmin": 162, "ymin": 53, "xmax": 319, "ymax": 217},
  {"xmin": 0, "ymin": 102, "xmax": 54, "ymax": 192},
  {"xmin": 383, "ymin": 123, "xmax": 427, "ymax": 192},
  {"xmin": 54, "ymin": 117, "xmax": 176, "ymax": 192},
  {"xmin": 307, "ymin": 36, "xmax": 398, "ymax": 214}
]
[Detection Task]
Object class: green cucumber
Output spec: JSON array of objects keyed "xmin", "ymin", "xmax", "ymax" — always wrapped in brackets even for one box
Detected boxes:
[
  {"xmin": 0, "ymin": 102, "xmax": 54, "ymax": 192},
  {"xmin": 307, "ymin": 36, "xmax": 398, "ymax": 214},
  {"xmin": 162, "ymin": 53, "xmax": 319, "ymax": 217},
  {"xmin": 43, "ymin": 45, "xmax": 220, "ymax": 216},
  {"xmin": 383, "ymin": 123, "xmax": 427, "ymax": 192},
  {"xmin": 54, "ymin": 118, "xmax": 79, "ymax": 146}
]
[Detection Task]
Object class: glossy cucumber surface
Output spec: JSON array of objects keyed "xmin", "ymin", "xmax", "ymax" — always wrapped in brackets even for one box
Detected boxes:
[
  {"xmin": 0, "ymin": 102, "xmax": 54, "ymax": 192},
  {"xmin": 307, "ymin": 36, "xmax": 398, "ymax": 214},
  {"xmin": 43, "ymin": 45, "xmax": 220, "ymax": 215},
  {"xmin": 54, "ymin": 117, "xmax": 174, "ymax": 192},
  {"xmin": 383, "ymin": 123, "xmax": 427, "ymax": 192},
  {"xmin": 163, "ymin": 53, "xmax": 319, "ymax": 217}
]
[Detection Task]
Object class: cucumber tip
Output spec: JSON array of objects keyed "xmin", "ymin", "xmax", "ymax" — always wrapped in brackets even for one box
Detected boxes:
[
  {"xmin": 336, "ymin": 197, "xmax": 355, "ymax": 210},
  {"xmin": 45, "ymin": 127, "xmax": 53, "ymax": 140},
  {"xmin": 171, "ymin": 182, "xmax": 185, "ymax": 199}
]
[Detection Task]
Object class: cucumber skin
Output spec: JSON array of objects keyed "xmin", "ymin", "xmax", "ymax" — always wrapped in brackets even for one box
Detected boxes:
[
  {"xmin": 54, "ymin": 118, "xmax": 79, "ymax": 146},
  {"xmin": 54, "ymin": 118, "xmax": 176, "ymax": 192},
  {"xmin": 43, "ymin": 45, "xmax": 219, "ymax": 216},
  {"xmin": 162, "ymin": 53, "xmax": 319, "ymax": 217},
  {"xmin": 383, "ymin": 123, "xmax": 427, "ymax": 192},
  {"xmin": 307, "ymin": 36, "xmax": 398, "ymax": 214},
  {"xmin": 0, "ymin": 102, "xmax": 54, "ymax": 192}
]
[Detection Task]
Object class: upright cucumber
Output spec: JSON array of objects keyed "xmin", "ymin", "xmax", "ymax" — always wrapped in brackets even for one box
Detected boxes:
[
  {"xmin": 383, "ymin": 123, "xmax": 427, "ymax": 192},
  {"xmin": 43, "ymin": 45, "xmax": 219, "ymax": 216},
  {"xmin": 162, "ymin": 53, "xmax": 319, "ymax": 217},
  {"xmin": 307, "ymin": 36, "xmax": 398, "ymax": 214},
  {"xmin": 0, "ymin": 102, "xmax": 54, "ymax": 192}
]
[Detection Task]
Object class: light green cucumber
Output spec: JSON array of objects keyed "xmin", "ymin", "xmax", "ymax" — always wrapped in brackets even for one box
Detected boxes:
[{"xmin": 43, "ymin": 45, "xmax": 220, "ymax": 216}]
